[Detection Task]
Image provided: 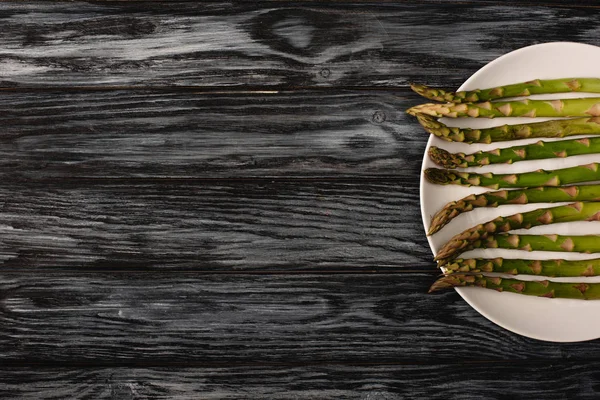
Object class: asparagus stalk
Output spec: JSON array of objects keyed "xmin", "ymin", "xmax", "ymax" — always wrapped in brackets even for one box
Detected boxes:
[
  {"xmin": 411, "ymin": 78, "xmax": 600, "ymax": 103},
  {"xmin": 416, "ymin": 114, "xmax": 600, "ymax": 144},
  {"xmin": 407, "ymin": 97, "xmax": 600, "ymax": 118},
  {"xmin": 429, "ymin": 273, "xmax": 600, "ymax": 300},
  {"xmin": 434, "ymin": 202, "xmax": 600, "ymax": 263},
  {"xmin": 428, "ymin": 185, "xmax": 600, "ymax": 235},
  {"xmin": 425, "ymin": 163, "xmax": 600, "ymax": 189},
  {"xmin": 437, "ymin": 234, "xmax": 600, "ymax": 266},
  {"xmin": 486, "ymin": 233, "xmax": 600, "ymax": 253},
  {"xmin": 429, "ymin": 137, "xmax": 600, "ymax": 168},
  {"xmin": 441, "ymin": 257, "xmax": 600, "ymax": 277}
]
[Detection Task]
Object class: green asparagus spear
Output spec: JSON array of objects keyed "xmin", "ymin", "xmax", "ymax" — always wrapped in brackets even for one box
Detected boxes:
[
  {"xmin": 437, "ymin": 234, "xmax": 600, "ymax": 266},
  {"xmin": 435, "ymin": 202, "xmax": 600, "ymax": 263},
  {"xmin": 487, "ymin": 233, "xmax": 600, "ymax": 253},
  {"xmin": 428, "ymin": 185, "xmax": 600, "ymax": 235},
  {"xmin": 441, "ymin": 257, "xmax": 600, "ymax": 277},
  {"xmin": 411, "ymin": 78, "xmax": 600, "ymax": 103},
  {"xmin": 407, "ymin": 97, "xmax": 600, "ymax": 118},
  {"xmin": 429, "ymin": 273, "xmax": 600, "ymax": 300},
  {"xmin": 429, "ymin": 137, "xmax": 600, "ymax": 168},
  {"xmin": 425, "ymin": 163, "xmax": 600, "ymax": 189},
  {"xmin": 416, "ymin": 114, "xmax": 600, "ymax": 144}
]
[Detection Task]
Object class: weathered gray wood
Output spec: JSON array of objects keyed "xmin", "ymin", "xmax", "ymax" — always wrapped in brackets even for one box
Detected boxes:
[
  {"xmin": 0, "ymin": 2, "xmax": 598, "ymax": 88},
  {"xmin": 0, "ymin": 272, "xmax": 593, "ymax": 365},
  {"xmin": 5, "ymin": 1, "xmax": 600, "ymax": 397},
  {"xmin": 0, "ymin": 90, "xmax": 424, "ymax": 179},
  {"xmin": 0, "ymin": 181, "xmax": 430, "ymax": 271},
  {"xmin": 2, "ymin": 363, "xmax": 599, "ymax": 400}
]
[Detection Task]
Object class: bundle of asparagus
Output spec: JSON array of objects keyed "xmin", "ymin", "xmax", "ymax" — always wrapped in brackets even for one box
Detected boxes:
[{"xmin": 410, "ymin": 77, "xmax": 600, "ymax": 299}]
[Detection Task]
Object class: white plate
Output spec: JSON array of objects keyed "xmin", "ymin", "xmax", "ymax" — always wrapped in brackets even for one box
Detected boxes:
[{"xmin": 420, "ymin": 42, "xmax": 600, "ymax": 342}]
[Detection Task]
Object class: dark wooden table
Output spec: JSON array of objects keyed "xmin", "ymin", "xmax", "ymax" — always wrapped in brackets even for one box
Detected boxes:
[{"xmin": 3, "ymin": 1, "xmax": 600, "ymax": 398}]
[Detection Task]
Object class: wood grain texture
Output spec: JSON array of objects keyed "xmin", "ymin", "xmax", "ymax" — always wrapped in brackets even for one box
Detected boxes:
[
  {"xmin": 2, "ymin": 363, "xmax": 600, "ymax": 400},
  {"xmin": 5, "ymin": 1, "xmax": 600, "ymax": 397},
  {"xmin": 0, "ymin": 2, "xmax": 599, "ymax": 88},
  {"xmin": 1, "ymin": 272, "xmax": 594, "ymax": 365},
  {"xmin": 0, "ymin": 181, "xmax": 431, "ymax": 271},
  {"xmin": 0, "ymin": 90, "xmax": 424, "ymax": 179}
]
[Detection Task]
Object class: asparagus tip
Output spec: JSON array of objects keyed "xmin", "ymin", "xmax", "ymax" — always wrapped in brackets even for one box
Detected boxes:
[
  {"xmin": 428, "ymin": 274, "xmax": 467, "ymax": 293},
  {"xmin": 410, "ymin": 83, "xmax": 453, "ymax": 102},
  {"xmin": 415, "ymin": 113, "xmax": 453, "ymax": 137},
  {"xmin": 424, "ymin": 168, "xmax": 456, "ymax": 185},
  {"xmin": 406, "ymin": 106, "xmax": 420, "ymax": 116},
  {"xmin": 428, "ymin": 203, "xmax": 455, "ymax": 235},
  {"xmin": 410, "ymin": 83, "xmax": 428, "ymax": 97},
  {"xmin": 428, "ymin": 146, "xmax": 464, "ymax": 169},
  {"xmin": 428, "ymin": 273, "xmax": 481, "ymax": 293}
]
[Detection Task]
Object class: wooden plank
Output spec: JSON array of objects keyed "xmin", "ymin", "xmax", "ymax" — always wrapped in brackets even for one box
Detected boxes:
[
  {"xmin": 1, "ymin": 272, "xmax": 596, "ymax": 365},
  {"xmin": 0, "ymin": 2, "xmax": 598, "ymax": 88},
  {"xmin": 1, "ymin": 363, "xmax": 599, "ymax": 399},
  {"xmin": 0, "ymin": 180, "xmax": 430, "ymax": 271},
  {"xmin": 0, "ymin": 90, "xmax": 425, "ymax": 179}
]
